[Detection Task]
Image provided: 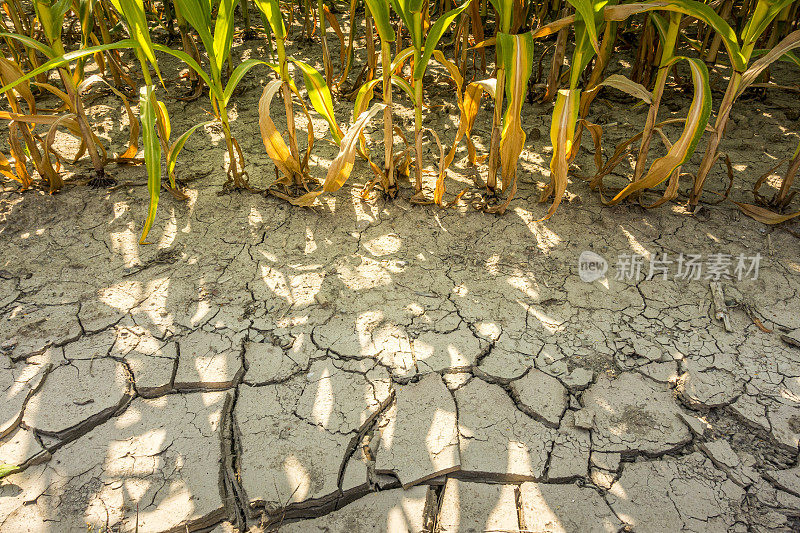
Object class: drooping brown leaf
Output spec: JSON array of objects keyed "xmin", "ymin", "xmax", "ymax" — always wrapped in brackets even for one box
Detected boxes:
[
  {"xmin": 541, "ymin": 88, "xmax": 580, "ymax": 219},
  {"xmin": 258, "ymin": 80, "xmax": 303, "ymax": 181},
  {"xmin": 732, "ymin": 202, "xmax": 800, "ymax": 225},
  {"xmin": 291, "ymin": 102, "xmax": 386, "ymax": 207},
  {"xmin": 322, "ymin": 103, "xmax": 386, "ymax": 193}
]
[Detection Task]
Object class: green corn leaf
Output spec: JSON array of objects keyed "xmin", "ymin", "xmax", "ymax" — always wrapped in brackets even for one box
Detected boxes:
[
  {"xmin": 151, "ymin": 43, "xmax": 221, "ymax": 103},
  {"xmin": 35, "ymin": 0, "xmax": 71, "ymax": 44},
  {"xmin": 566, "ymin": 0, "xmax": 603, "ymax": 54},
  {"xmin": 0, "ymin": 39, "xmax": 138, "ymax": 94},
  {"xmin": 152, "ymin": 100, "xmax": 172, "ymax": 186},
  {"xmin": 390, "ymin": 0, "xmax": 423, "ymax": 49},
  {"xmin": 109, "ymin": 0, "xmax": 161, "ymax": 76},
  {"xmin": 139, "ymin": 86, "xmax": 163, "ymax": 245},
  {"xmin": 488, "ymin": 0, "xmax": 513, "ymax": 33},
  {"xmin": 780, "ymin": 50, "xmax": 800, "ymax": 68},
  {"xmin": 413, "ymin": 1, "xmax": 471, "ymax": 81},
  {"xmin": 389, "ymin": 0, "xmax": 412, "ymax": 36},
  {"xmin": 390, "ymin": 74, "xmax": 415, "ymax": 100},
  {"xmin": 364, "ymin": 0, "xmax": 395, "ymax": 42},
  {"xmin": 33, "ymin": 1, "xmax": 55, "ymax": 43},
  {"xmin": 649, "ymin": 11, "xmax": 704, "ymax": 54},
  {"xmin": 77, "ymin": 0, "xmax": 94, "ymax": 38},
  {"xmin": 253, "ymin": 0, "xmax": 286, "ymax": 39},
  {"xmin": 291, "ymin": 58, "xmax": 344, "ymax": 145},
  {"xmin": 223, "ymin": 58, "xmax": 269, "ymax": 106},
  {"xmin": 649, "ymin": 11, "xmax": 669, "ymax": 43},
  {"xmin": 0, "ymin": 464, "xmax": 19, "ymax": 480},
  {"xmin": 167, "ymin": 120, "xmax": 217, "ymax": 183},
  {"xmin": 497, "ymin": 32, "xmax": 534, "ymax": 103},
  {"xmin": 261, "ymin": 61, "xmax": 299, "ymax": 93},
  {"xmin": 213, "ymin": 0, "xmax": 239, "ymax": 72},
  {"xmin": 0, "ymin": 32, "xmax": 56, "ymax": 58},
  {"xmin": 741, "ymin": 0, "xmax": 796, "ymax": 49},
  {"xmin": 160, "ymin": 103, "xmax": 171, "ymax": 140},
  {"xmin": 569, "ymin": 19, "xmax": 598, "ymax": 88},
  {"xmin": 173, "ymin": 0, "xmax": 215, "ymax": 61},
  {"xmin": 408, "ymin": 0, "xmax": 424, "ymax": 15}
]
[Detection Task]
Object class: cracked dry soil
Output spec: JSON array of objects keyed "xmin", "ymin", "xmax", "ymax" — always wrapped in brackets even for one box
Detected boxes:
[{"xmin": 3, "ymin": 30, "xmax": 800, "ymax": 533}]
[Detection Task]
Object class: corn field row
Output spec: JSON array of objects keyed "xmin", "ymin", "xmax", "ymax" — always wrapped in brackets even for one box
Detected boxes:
[{"xmin": 1, "ymin": 0, "xmax": 799, "ymax": 242}]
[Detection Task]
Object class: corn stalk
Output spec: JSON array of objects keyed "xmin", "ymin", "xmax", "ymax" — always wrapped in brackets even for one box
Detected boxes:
[
  {"xmin": 390, "ymin": 0, "xmax": 470, "ymax": 199},
  {"xmin": 362, "ymin": 0, "xmax": 399, "ymax": 196}
]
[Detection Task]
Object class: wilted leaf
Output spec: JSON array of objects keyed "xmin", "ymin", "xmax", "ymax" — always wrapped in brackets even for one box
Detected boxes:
[
  {"xmin": 596, "ymin": 74, "xmax": 652, "ymax": 104},
  {"xmin": 322, "ymin": 103, "xmax": 386, "ymax": 193},
  {"xmin": 498, "ymin": 32, "xmax": 535, "ymax": 195},
  {"xmin": 541, "ymin": 88, "xmax": 580, "ymax": 219},
  {"xmin": 739, "ymin": 30, "xmax": 800, "ymax": 95},
  {"xmin": 167, "ymin": 121, "xmax": 216, "ymax": 185},
  {"xmin": 258, "ymin": 80, "xmax": 303, "ymax": 180},
  {"xmin": 609, "ymin": 57, "xmax": 710, "ymax": 204},
  {"xmin": 733, "ymin": 202, "xmax": 800, "ymax": 225},
  {"xmin": 447, "ymin": 78, "xmax": 495, "ymax": 168}
]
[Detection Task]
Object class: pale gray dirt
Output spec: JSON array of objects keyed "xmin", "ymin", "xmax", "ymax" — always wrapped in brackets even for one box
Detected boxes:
[{"xmin": 2, "ymin": 16, "xmax": 800, "ymax": 533}]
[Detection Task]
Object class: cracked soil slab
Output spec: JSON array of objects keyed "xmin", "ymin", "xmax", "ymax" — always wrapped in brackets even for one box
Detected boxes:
[{"xmin": 374, "ymin": 373, "xmax": 461, "ymax": 488}]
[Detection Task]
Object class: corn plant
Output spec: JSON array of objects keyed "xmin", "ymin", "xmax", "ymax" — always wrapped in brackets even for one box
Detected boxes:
[
  {"xmin": 35, "ymin": 0, "xmax": 108, "ymax": 185},
  {"xmin": 500, "ymin": 0, "xmax": 604, "ymax": 219},
  {"xmin": 253, "ymin": 0, "xmax": 349, "ymax": 201},
  {"xmin": 473, "ymin": 31, "xmax": 535, "ymax": 213},
  {"xmin": 448, "ymin": 0, "xmax": 560, "ymax": 213},
  {"xmin": 390, "ymin": 0, "xmax": 470, "ymax": 200},
  {"xmin": 113, "ymin": 0, "xmax": 342, "ymax": 235},
  {"xmin": 0, "ymin": 58, "xmax": 55, "ymax": 191},
  {"xmin": 592, "ymin": 0, "xmax": 800, "ymax": 216},
  {"xmin": 0, "ymin": 0, "xmax": 116, "ymax": 188},
  {"xmin": 158, "ymin": 0, "xmax": 252, "ymax": 189},
  {"xmin": 690, "ymin": 0, "xmax": 800, "ymax": 209},
  {"xmin": 356, "ymin": 0, "xmax": 399, "ymax": 196},
  {"xmin": 483, "ymin": 0, "xmax": 514, "ymax": 196},
  {"xmin": 480, "ymin": 0, "xmax": 536, "ymax": 213},
  {"xmin": 108, "ymin": 0, "xmax": 182, "ymax": 244}
]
